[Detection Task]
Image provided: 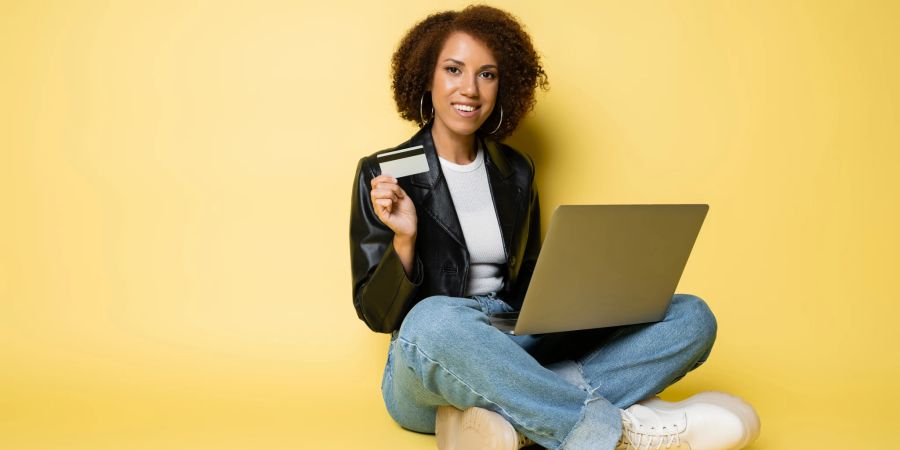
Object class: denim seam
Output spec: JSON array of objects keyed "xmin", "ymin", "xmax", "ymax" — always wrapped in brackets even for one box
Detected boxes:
[
  {"xmin": 576, "ymin": 326, "xmax": 632, "ymax": 388},
  {"xmin": 474, "ymin": 296, "xmax": 489, "ymax": 313},
  {"xmin": 381, "ymin": 343, "xmax": 395, "ymax": 396},
  {"xmin": 579, "ymin": 326, "xmax": 627, "ymax": 367},
  {"xmin": 573, "ymin": 360, "xmax": 594, "ymax": 392},
  {"xmin": 383, "ymin": 342, "xmax": 395, "ymax": 383},
  {"xmin": 396, "ymin": 336, "xmax": 558, "ymax": 443}
]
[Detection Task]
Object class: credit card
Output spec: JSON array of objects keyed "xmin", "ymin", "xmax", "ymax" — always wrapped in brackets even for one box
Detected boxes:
[{"xmin": 377, "ymin": 145, "xmax": 430, "ymax": 178}]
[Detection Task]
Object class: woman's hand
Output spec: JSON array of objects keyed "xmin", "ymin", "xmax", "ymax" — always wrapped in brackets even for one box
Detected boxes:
[{"xmin": 369, "ymin": 174, "xmax": 417, "ymax": 239}]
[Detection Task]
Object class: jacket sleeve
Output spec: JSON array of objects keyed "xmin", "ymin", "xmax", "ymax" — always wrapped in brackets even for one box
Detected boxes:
[{"xmin": 349, "ymin": 156, "xmax": 424, "ymax": 333}]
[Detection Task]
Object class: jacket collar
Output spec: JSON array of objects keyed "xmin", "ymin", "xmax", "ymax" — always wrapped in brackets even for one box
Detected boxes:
[
  {"xmin": 407, "ymin": 123, "xmax": 513, "ymax": 189},
  {"xmin": 400, "ymin": 123, "xmax": 520, "ymax": 257}
]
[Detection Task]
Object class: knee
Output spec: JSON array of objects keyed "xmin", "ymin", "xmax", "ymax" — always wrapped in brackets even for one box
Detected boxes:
[
  {"xmin": 670, "ymin": 294, "xmax": 717, "ymax": 353},
  {"xmin": 398, "ymin": 295, "xmax": 465, "ymax": 346}
]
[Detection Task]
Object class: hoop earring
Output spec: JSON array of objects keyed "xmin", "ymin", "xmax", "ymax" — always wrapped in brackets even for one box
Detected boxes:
[
  {"xmin": 489, "ymin": 104, "xmax": 504, "ymax": 135},
  {"xmin": 419, "ymin": 92, "xmax": 434, "ymax": 126}
]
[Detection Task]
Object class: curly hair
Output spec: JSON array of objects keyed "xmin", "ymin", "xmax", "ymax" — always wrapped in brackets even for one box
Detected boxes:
[{"xmin": 390, "ymin": 5, "xmax": 549, "ymax": 140}]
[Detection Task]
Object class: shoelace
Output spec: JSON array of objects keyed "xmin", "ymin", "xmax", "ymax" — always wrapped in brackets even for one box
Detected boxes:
[
  {"xmin": 517, "ymin": 431, "xmax": 535, "ymax": 448},
  {"xmin": 618, "ymin": 410, "xmax": 683, "ymax": 450}
]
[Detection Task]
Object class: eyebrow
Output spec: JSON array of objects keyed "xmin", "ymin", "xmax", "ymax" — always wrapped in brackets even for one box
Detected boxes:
[{"xmin": 443, "ymin": 58, "xmax": 498, "ymax": 70}]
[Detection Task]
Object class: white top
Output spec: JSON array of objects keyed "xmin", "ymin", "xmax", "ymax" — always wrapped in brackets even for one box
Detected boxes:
[{"xmin": 438, "ymin": 143, "xmax": 506, "ymax": 296}]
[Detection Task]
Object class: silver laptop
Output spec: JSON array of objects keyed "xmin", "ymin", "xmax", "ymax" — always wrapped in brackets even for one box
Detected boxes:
[{"xmin": 490, "ymin": 204, "xmax": 708, "ymax": 335}]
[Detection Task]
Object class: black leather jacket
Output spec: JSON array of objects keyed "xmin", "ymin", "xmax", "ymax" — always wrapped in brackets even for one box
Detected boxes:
[{"xmin": 349, "ymin": 124, "xmax": 542, "ymax": 333}]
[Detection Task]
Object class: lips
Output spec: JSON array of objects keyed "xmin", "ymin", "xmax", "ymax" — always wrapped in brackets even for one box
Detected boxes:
[
  {"xmin": 452, "ymin": 103, "xmax": 481, "ymax": 118},
  {"xmin": 453, "ymin": 103, "xmax": 479, "ymax": 112}
]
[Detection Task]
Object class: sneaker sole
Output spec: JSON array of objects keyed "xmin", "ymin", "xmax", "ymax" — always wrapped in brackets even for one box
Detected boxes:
[
  {"xmin": 641, "ymin": 392, "xmax": 761, "ymax": 449},
  {"xmin": 435, "ymin": 405, "xmax": 518, "ymax": 450}
]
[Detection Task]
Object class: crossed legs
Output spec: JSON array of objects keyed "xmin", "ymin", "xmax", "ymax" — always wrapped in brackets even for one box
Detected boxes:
[{"xmin": 381, "ymin": 294, "xmax": 717, "ymax": 449}]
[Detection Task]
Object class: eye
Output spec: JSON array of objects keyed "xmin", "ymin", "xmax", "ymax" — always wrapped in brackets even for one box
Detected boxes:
[
  {"xmin": 480, "ymin": 71, "xmax": 497, "ymax": 80},
  {"xmin": 445, "ymin": 66, "xmax": 462, "ymax": 75}
]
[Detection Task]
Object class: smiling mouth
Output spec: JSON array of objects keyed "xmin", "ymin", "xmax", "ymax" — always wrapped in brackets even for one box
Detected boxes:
[{"xmin": 453, "ymin": 104, "xmax": 480, "ymax": 112}]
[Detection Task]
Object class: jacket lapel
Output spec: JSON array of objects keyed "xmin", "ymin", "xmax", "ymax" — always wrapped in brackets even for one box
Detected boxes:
[
  {"xmin": 407, "ymin": 126, "xmax": 467, "ymax": 248},
  {"xmin": 482, "ymin": 135, "xmax": 522, "ymax": 261},
  {"xmin": 404, "ymin": 125, "xmax": 522, "ymax": 257}
]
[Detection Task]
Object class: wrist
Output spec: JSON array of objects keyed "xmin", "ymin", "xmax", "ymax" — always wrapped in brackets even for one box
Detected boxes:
[{"xmin": 394, "ymin": 232, "xmax": 417, "ymax": 245}]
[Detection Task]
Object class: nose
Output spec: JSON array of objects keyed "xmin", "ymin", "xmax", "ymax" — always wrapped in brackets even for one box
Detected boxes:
[{"xmin": 460, "ymin": 73, "xmax": 478, "ymax": 97}]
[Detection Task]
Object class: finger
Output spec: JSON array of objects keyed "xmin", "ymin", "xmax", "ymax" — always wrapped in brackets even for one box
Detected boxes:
[
  {"xmin": 374, "ymin": 202, "xmax": 389, "ymax": 221},
  {"xmin": 375, "ymin": 182, "xmax": 405, "ymax": 199},
  {"xmin": 371, "ymin": 175, "xmax": 398, "ymax": 189},
  {"xmin": 371, "ymin": 188, "xmax": 399, "ymax": 203},
  {"xmin": 379, "ymin": 200, "xmax": 392, "ymax": 217}
]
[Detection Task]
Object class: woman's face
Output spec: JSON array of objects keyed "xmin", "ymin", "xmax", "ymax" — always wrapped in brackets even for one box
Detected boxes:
[{"xmin": 429, "ymin": 31, "xmax": 499, "ymax": 139}]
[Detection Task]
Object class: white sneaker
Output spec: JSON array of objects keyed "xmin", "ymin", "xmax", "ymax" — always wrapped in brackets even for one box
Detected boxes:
[
  {"xmin": 616, "ymin": 392, "xmax": 761, "ymax": 450},
  {"xmin": 436, "ymin": 405, "xmax": 535, "ymax": 450}
]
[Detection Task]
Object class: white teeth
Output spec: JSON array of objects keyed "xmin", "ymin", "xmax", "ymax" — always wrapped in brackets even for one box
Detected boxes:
[{"xmin": 454, "ymin": 104, "xmax": 476, "ymax": 112}]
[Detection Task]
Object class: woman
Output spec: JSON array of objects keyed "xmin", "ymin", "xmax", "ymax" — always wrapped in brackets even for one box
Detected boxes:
[{"xmin": 349, "ymin": 5, "xmax": 760, "ymax": 450}]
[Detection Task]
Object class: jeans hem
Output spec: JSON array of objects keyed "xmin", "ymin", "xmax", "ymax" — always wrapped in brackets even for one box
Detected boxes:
[{"xmin": 557, "ymin": 390, "xmax": 622, "ymax": 450}]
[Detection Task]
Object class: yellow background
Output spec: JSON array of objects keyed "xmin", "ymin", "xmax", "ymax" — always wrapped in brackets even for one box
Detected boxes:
[{"xmin": 2, "ymin": 0, "xmax": 897, "ymax": 448}]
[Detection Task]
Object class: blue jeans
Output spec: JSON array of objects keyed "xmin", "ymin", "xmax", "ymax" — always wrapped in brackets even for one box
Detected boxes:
[{"xmin": 381, "ymin": 293, "xmax": 717, "ymax": 450}]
